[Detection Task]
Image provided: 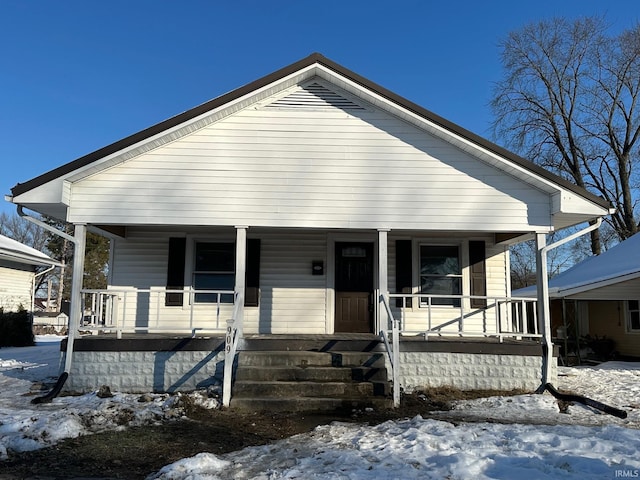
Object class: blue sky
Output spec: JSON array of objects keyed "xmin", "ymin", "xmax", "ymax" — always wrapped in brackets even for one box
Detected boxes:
[{"xmin": 1, "ymin": 0, "xmax": 638, "ymax": 216}]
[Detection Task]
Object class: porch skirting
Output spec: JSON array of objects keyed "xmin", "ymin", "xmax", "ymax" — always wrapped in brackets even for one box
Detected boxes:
[
  {"xmin": 61, "ymin": 337, "xmax": 227, "ymax": 393},
  {"xmin": 59, "ymin": 336, "xmax": 558, "ymax": 394},
  {"xmin": 397, "ymin": 338, "xmax": 558, "ymax": 392}
]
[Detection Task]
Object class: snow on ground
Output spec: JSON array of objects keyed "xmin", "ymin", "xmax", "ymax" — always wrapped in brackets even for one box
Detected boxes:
[
  {"xmin": 435, "ymin": 364, "xmax": 640, "ymax": 429},
  {"xmin": 149, "ymin": 419, "xmax": 640, "ymax": 480},
  {"xmin": 1, "ymin": 338, "xmax": 639, "ymax": 479},
  {"xmin": 0, "ymin": 336, "xmax": 218, "ymax": 461}
]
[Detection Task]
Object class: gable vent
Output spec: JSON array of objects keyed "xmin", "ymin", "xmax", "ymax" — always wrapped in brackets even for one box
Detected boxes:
[{"xmin": 266, "ymin": 82, "xmax": 365, "ymax": 110}]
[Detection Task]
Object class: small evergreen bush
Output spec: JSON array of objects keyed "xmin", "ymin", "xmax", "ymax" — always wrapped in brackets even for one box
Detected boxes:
[{"xmin": 0, "ymin": 309, "xmax": 35, "ymax": 347}]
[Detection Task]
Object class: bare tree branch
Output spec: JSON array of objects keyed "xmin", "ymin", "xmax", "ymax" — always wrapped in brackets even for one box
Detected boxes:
[{"xmin": 492, "ymin": 16, "xmax": 640, "ymax": 251}]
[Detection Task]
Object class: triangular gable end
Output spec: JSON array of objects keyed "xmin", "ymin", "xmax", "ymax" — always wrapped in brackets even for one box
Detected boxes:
[
  {"xmin": 71, "ymin": 77, "xmax": 374, "ymax": 183},
  {"xmin": 9, "ymin": 53, "xmax": 611, "ymax": 229}
]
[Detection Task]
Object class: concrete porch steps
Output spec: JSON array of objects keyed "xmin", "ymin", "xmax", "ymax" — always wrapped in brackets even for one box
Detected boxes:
[
  {"xmin": 229, "ymin": 396, "xmax": 393, "ymax": 413},
  {"xmin": 229, "ymin": 349, "xmax": 393, "ymax": 413},
  {"xmin": 237, "ymin": 351, "xmax": 387, "ymax": 368},
  {"xmin": 236, "ymin": 365, "xmax": 388, "ymax": 382}
]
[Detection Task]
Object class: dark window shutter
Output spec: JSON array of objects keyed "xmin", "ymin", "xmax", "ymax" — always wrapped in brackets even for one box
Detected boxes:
[
  {"xmin": 165, "ymin": 237, "xmax": 186, "ymax": 306},
  {"xmin": 244, "ymin": 239, "xmax": 261, "ymax": 307},
  {"xmin": 395, "ymin": 240, "xmax": 412, "ymax": 308},
  {"xmin": 469, "ymin": 240, "xmax": 487, "ymax": 308}
]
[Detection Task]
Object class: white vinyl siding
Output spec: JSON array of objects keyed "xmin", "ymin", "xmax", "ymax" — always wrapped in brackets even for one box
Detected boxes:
[
  {"xmin": 250, "ymin": 231, "xmax": 327, "ymax": 334},
  {"xmin": 68, "ymin": 83, "xmax": 551, "ymax": 230},
  {"xmin": 108, "ymin": 228, "xmax": 327, "ymax": 334},
  {"xmin": 0, "ymin": 262, "xmax": 35, "ymax": 312}
]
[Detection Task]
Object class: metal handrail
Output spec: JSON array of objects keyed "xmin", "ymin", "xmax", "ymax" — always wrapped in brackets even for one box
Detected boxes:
[{"xmin": 380, "ymin": 295, "xmax": 400, "ymax": 408}]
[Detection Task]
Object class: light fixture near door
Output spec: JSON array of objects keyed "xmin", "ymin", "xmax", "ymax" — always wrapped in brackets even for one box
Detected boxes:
[{"xmin": 312, "ymin": 260, "xmax": 324, "ymax": 275}]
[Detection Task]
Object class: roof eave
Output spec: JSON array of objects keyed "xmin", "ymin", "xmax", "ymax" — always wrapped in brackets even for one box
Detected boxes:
[
  {"xmin": 556, "ymin": 271, "xmax": 640, "ymax": 299},
  {"xmin": 0, "ymin": 251, "xmax": 62, "ymax": 267}
]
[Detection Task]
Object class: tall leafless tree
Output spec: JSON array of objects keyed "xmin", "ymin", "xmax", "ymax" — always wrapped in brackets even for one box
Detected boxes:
[{"xmin": 492, "ymin": 16, "xmax": 640, "ymax": 254}]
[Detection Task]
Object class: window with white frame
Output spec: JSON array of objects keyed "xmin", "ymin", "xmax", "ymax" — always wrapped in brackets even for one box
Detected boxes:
[
  {"xmin": 193, "ymin": 242, "xmax": 235, "ymax": 303},
  {"xmin": 628, "ymin": 300, "xmax": 640, "ymax": 332},
  {"xmin": 419, "ymin": 245, "xmax": 461, "ymax": 307}
]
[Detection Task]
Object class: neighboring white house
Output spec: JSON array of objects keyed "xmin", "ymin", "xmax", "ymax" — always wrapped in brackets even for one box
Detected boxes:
[
  {"xmin": 6, "ymin": 53, "xmax": 613, "ymax": 400},
  {"xmin": 516, "ymin": 232, "xmax": 640, "ymax": 359},
  {"xmin": 0, "ymin": 234, "xmax": 60, "ymax": 313}
]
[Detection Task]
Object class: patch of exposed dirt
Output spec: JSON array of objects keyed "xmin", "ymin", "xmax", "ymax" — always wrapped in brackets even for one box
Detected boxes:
[{"xmin": 0, "ymin": 388, "xmax": 525, "ymax": 479}]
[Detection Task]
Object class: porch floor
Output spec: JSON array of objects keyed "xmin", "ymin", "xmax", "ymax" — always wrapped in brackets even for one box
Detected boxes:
[{"xmin": 66, "ymin": 333, "xmax": 550, "ymax": 356}]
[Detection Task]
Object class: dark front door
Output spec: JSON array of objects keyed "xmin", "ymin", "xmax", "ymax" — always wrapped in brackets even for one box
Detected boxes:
[{"xmin": 335, "ymin": 242, "xmax": 374, "ymax": 333}]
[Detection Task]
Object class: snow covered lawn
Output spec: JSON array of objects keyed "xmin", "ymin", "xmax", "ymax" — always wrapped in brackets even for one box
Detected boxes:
[
  {"xmin": 1, "ymin": 337, "xmax": 639, "ymax": 479},
  {"xmin": 149, "ymin": 419, "xmax": 640, "ymax": 480}
]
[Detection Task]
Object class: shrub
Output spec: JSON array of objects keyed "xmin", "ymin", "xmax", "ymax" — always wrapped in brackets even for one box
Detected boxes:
[{"xmin": 0, "ymin": 310, "xmax": 35, "ymax": 347}]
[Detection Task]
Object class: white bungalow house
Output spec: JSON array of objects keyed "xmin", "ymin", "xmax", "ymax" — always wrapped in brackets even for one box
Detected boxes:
[
  {"xmin": 6, "ymin": 54, "xmax": 612, "ymax": 410},
  {"xmin": 517, "ymin": 233, "xmax": 640, "ymax": 362},
  {"xmin": 0, "ymin": 234, "xmax": 60, "ymax": 313}
]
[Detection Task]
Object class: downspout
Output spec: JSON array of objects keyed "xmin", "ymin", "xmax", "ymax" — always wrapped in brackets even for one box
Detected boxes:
[
  {"xmin": 536, "ymin": 219, "xmax": 628, "ymax": 418},
  {"xmin": 536, "ymin": 217, "xmax": 602, "ymax": 388},
  {"xmin": 16, "ymin": 205, "xmax": 86, "ymax": 403}
]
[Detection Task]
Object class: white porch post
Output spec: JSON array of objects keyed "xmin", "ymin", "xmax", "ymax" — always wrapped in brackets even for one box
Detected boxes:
[
  {"xmin": 223, "ymin": 226, "xmax": 247, "ymax": 408},
  {"xmin": 535, "ymin": 232, "xmax": 553, "ymax": 386},
  {"xmin": 378, "ymin": 229, "xmax": 389, "ymax": 332},
  {"xmin": 234, "ymin": 226, "xmax": 247, "ymax": 331},
  {"xmin": 64, "ymin": 223, "xmax": 86, "ymax": 373}
]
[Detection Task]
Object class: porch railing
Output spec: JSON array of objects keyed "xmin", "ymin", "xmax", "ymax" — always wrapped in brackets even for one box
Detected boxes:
[
  {"xmin": 387, "ymin": 293, "xmax": 540, "ymax": 341},
  {"xmin": 80, "ymin": 288, "xmax": 234, "ymax": 338},
  {"xmin": 378, "ymin": 293, "xmax": 539, "ymax": 408},
  {"xmin": 81, "ymin": 289, "xmax": 539, "ymax": 341}
]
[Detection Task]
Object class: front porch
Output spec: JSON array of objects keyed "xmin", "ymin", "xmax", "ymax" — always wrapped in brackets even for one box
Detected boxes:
[
  {"xmin": 66, "ymin": 285, "xmax": 549, "ymax": 408},
  {"xmin": 60, "ymin": 327, "xmax": 556, "ymax": 411}
]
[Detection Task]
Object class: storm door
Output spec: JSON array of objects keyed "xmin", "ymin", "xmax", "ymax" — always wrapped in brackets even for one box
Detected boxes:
[{"xmin": 334, "ymin": 242, "xmax": 374, "ymax": 333}]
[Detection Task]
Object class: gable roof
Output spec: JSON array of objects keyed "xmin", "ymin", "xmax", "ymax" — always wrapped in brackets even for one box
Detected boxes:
[
  {"xmin": 0, "ymin": 234, "xmax": 61, "ymax": 267},
  {"xmin": 10, "ymin": 53, "xmax": 610, "ymax": 211},
  {"xmin": 515, "ymin": 233, "xmax": 640, "ymax": 298}
]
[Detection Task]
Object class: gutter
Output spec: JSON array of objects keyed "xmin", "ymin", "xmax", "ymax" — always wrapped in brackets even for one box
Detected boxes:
[{"xmin": 15, "ymin": 205, "xmax": 86, "ymax": 403}]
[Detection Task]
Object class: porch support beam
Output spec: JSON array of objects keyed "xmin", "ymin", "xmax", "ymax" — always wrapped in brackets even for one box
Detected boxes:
[
  {"xmin": 65, "ymin": 223, "xmax": 87, "ymax": 373},
  {"xmin": 535, "ymin": 232, "xmax": 552, "ymax": 387},
  {"xmin": 222, "ymin": 226, "xmax": 247, "ymax": 409},
  {"xmin": 234, "ymin": 226, "xmax": 247, "ymax": 328},
  {"xmin": 378, "ymin": 229, "xmax": 389, "ymax": 332}
]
